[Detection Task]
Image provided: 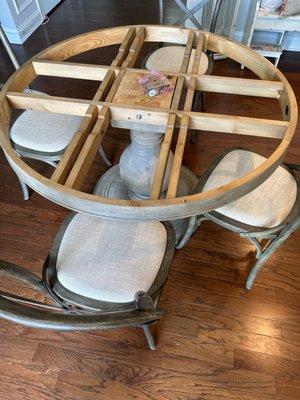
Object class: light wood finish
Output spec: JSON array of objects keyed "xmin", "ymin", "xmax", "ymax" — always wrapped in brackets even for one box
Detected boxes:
[
  {"xmin": 51, "ymin": 29, "xmax": 142, "ymax": 187},
  {"xmin": 0, "ymin": 25, "xmax": 297, "ymax": 220},
  {"xmin": 167, "ymin": 34, "xmax": 205, "ymax": 199},
  {"xmin": 64, "ymin": 107, "xmax": 110, "ymax": 190},
  {"xmin": 6, "ymin": 92, "xmax": 289, "ymax": 138},
  {"xmin": 51, "ymin": 106, "xmax": 98, "ymax": 184},
  {"xmin": 167, "ymin": 115, "xmax": 190, "ymax": 199},
  {"xmin": 113, "ymin": 71, "xmax": 177, "ymax": 109},
  {"xmin": 171, "ymin": 31, "xmax": 195, "ymax": 111},
  {"xmin": 51, "ymin": 69, "xmax": 115, "ymax": 185},
  {"xmin": 110, "ymin": 27, "xmax": 136, "ymax": 68},
  {"xmin": 32, "ymin": 61, "xmax": 284, "ymax": 99},
  {"xmin": 122, "ymin": 27, "xmax": 145, "ymax": 68},
  {"xmin": 150, "ymin": 113, "xmax": 177, "ymax": 199}
]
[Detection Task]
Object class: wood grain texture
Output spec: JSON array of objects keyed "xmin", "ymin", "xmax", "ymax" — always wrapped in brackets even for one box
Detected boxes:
[{"xmin": 0, "ymin": 0, "xmax": 299, "ymax": 399}]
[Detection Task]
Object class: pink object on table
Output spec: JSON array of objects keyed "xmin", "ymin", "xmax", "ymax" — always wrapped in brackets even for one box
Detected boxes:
[{"xmin": 138, "ymin": 70, "xmax": 174, "ymax": 97}]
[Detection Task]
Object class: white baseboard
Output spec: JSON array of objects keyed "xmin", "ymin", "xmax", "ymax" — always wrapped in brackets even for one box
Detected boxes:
[{"xmin": 3, "ymin": 10, "xmax": 43, "ymax": 44}]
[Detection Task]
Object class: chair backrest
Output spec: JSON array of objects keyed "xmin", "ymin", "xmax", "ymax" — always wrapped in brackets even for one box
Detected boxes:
[{"xmin": 0, "ymin": 259, "xmax": 161, "ymax": 331}]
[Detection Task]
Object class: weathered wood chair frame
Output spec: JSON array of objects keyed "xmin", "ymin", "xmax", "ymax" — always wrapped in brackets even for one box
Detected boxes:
[
  {"xmin": 0, "ymin": 25, "xmax": 297, "ymax": 221},
  {"xmin": 0, "ymin": 216, "xmax": 176, "ymax": 350},
  {"xmin": 177, "ymin": 146, "xmax": 300, "ymax": 289}
]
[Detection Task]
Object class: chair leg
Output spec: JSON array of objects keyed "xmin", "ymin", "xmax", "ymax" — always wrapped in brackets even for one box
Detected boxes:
[
  {"xmin": 246, "ymin": 236, "xmax": 263, "ymax": 259},
  {"xmin": 176, "ymin": 215, "xmax": 208, "ymax": 249},
  {"xmin": 142, "ymin": 323, "xmax": 156, "ymax": 350},
  {"xmin": 246, "ymin": 217, "xmax": 300, "ymax": 290},
  {"xmin": 45, "ymin": 160, "xmax": 58, "ymax": 168},
  {"xmin": 99, "ymin": 145, "xmax": 112, "ymax": 167},
  {"xmin": 16, "ymin": 174, "xmax": 30, "ymax": 200},
  {"xmin": 176, "ymin": 216, "xmax": 197, "ymax": 249}
]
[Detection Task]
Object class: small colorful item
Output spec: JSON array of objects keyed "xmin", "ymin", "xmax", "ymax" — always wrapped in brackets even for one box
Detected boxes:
[{"xmin": 138, "ymin": 70, "xmax": 173, "ymax": 97}]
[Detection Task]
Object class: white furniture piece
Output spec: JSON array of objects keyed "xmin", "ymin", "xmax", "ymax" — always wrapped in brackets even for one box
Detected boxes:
[
  {"xmin": 38, "ymin": 0, "xmax": 61, "ymax": 18},
  {"xmin": 242, "ymin": 0, "xmax": 300, "ymax": 67},
  {"xmin": 0, "ymin": 0, "xmax": 43, "ymax": 44},
  {"xmin": 184, "ymin": 0, "xmax": 241, "ymax": 41}
]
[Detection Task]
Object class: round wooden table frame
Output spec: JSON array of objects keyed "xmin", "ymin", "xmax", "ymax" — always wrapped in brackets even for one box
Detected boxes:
[{"xmin": 0, "ymin": 25, "xmax": 297, "ymax": 221}]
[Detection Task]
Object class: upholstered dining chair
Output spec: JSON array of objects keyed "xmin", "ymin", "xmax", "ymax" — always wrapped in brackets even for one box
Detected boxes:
[
  {"xmin": 0, "ymin": 25, "xmax": 111, "ymax": 200},
  {"xmin": 0, "ymin": 213, "xmax": 175, "ymax": 350},
  {"xmin": 9, "ymin": 92, "xmax": 112, "ymax": 200},
  {"xmin": 177, "ymin": 147, "xmax": 300, "ymax": 290}
]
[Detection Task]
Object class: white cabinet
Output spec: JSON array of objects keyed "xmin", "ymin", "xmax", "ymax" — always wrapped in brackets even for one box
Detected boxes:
[
  {"xmin": 0, "ymin": 0, "xmax": 43, "ymax": 44},
  {"xmin": 38, "ymin": 0, "xmax": 61, "ymax": 18},
  {"xmin": 242, "ymin": 0, "xmax": 300, "ymax": 65}
]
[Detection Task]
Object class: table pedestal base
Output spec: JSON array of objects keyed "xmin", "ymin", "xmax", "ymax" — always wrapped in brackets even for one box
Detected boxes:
[{"xmin": 94, "ymin": 164, "xmax": 198, "ymax": 242}]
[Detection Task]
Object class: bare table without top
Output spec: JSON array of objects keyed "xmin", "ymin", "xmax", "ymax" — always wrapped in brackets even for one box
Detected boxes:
[{"xmin": 0, "ymin": 25, "xmax": 297, "ymax": 229}]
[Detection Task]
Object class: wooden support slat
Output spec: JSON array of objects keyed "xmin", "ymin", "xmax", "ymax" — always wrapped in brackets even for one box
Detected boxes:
[
  {"xmin": 50, "ymin": 30, "xmax": 139, "ymax": 186},
  {"xmin": 166, "ymin": 115, "xmax": 190, "ymax": 199},
  {"xmin": 51, "ymin": 106, "xmax": 98, "ymax": 184},
  {"xmin": 191, "ymin": 34, "xmax": 204, "ymax": 74},
  {"xmin": 64, "ymin": 107, "xmax": 110, "ymax": 190},
  {"xmin": 180, "ymin": 31, "xmax": 195, "ymax": 73},
  {"xmin": 122, "ymin": 27, "xmax": 145, "ymax": 68},
  {"xmin": 32, "ymin": 60, "xmax": 109, "ymax": 81},
  {"xmin": 150, "ymin": 114, "xmax": 176, "ymax": 199},
  {"xmin": 6, "ymin": 92, "xmax": 90, "ymax": 115},
  {"xmin": 187, "ymin": 111, "xmax": 289, "ymax": 138},
  {"xmin": 166, "ymin": 35, "xmax": 205, "ymax": 199},
  {"xmin": 196, "ymin": 75, "xmax": 284, "ymax": 98},
  {"xmin": 171, "ymin": 31, "xmax": 195, "ymax": 110},
  {"xmin": 185, "ymin": 33, "xmax": 205, "ymax": 112},
  {"xmin": 93, "ymin": 69, "xmax": 116, "ymax": 101},
  {"xmin": 111, "ymin": 27, "xmax": 136, "ymax": 67},
  {"xmin": 6, "ymin": 92, "xmax": 288, "ymax": 138},
  {"xmin": 32, "ymin": 60, "xmax": 284, "ymax": 99},
  {"xmin": 105, "ymin": 70, "xmax": 126, "ymax": 102}
]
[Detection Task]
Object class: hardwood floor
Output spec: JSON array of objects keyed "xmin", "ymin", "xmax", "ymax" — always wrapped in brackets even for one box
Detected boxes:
[{"xmin": 0, "ymin": 0, "xmax": 299, "ymax": 399}]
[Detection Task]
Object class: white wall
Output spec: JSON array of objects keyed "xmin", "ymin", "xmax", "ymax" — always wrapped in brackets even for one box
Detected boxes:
[{"xmin": 0, "ymin": 0, "xmax": 43, "ymax": 44}]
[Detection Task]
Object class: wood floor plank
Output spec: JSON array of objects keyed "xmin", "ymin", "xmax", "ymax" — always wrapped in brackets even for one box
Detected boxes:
[
  {"xmin": 36, "ymin": 345, "xmax": 277, "ymax": 398},
  {"xmin": 0, "ymin": 336, "xmax": 38, "ymax": 363},
  {"xmin": 168, "ymin": 269, "xmax": 300, "ymax": 309},
  {"xmin": 234, "ymin": 348, "xmax": 300, "ymax": 377},
  {"xmin": 198, "ymin": 328, "xmax": 300, "ymax": 361},
  {"xmin": 276, "ymin": 376, "xmax": 300, "ymax": 400},
  {"xmin": 281, "ymin": 323, "xmax": 300, "ymax": 344},
  {"xmin": 55, "ymin": 369, "xmax": 279, "ymax": 400},
  {"xmin": 176, "ymin": 302, "xmax": 283, "ymax": 338},
  {"xmin": 162, "ymin": 285, "xmax": 300, "ymax": 324},
  {"xmin": 0, "ymin": 360, "xmax": 59, "ymax": 400}
]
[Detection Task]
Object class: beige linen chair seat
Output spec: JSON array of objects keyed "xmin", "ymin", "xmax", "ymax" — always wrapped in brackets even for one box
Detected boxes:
[
  {"xmin": 8, "ymin": 91, "xmax": 111, "ymax": 200},
  {"xmin": 203, "ymin": 149, "xmax": 297, "ymax": 228},
  {"xmin": 177, "ymin": 148, "xmax": 299, "ymax": 290},
  {"xmin": 56, "ymin": 214, "xmax": 168, "ymax": 303},
  {"xmin": 10, "ymin": 110, "xmax": 83, "ymax": 154},
  {"xmin": 145, "ymin": 46, "xmax": 209, "ymax": 74},
  {"xmin": 0, "ymin": 213, "xmax": 175, "ymax": 350}
]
